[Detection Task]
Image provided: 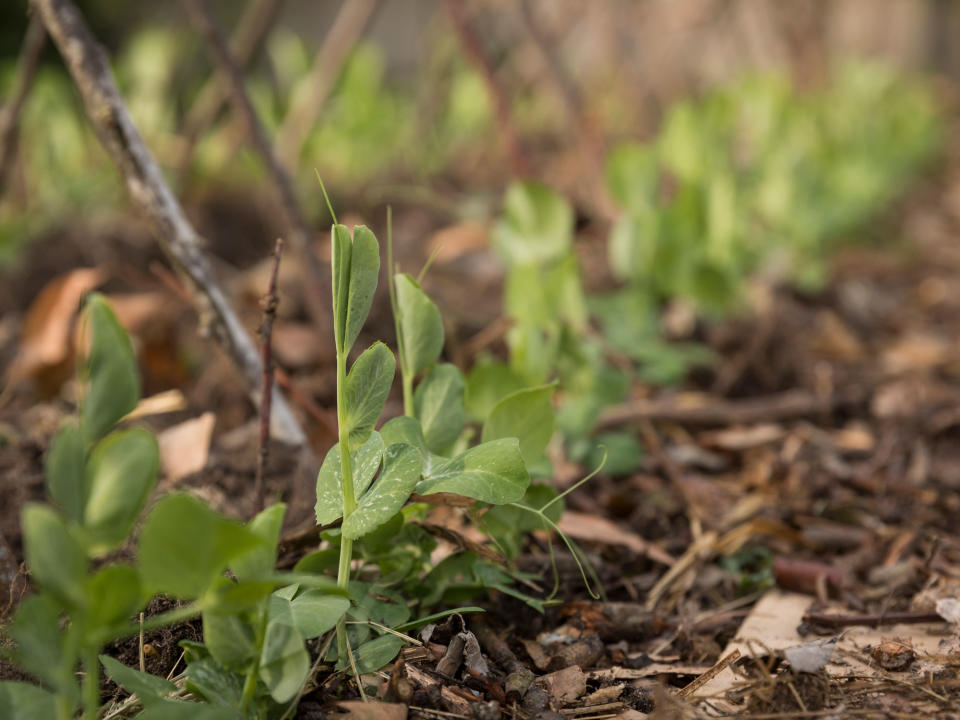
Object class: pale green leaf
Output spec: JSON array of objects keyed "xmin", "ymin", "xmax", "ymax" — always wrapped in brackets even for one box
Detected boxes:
[
  {"xmin": 464, "ymin": 361, "xmax": 524, "ymax": 422},
  {"xmin": 482, "ymin": 384, "xmax": 555, "ymax": 466},
  {"xmin": 331, "ymin": 224, "xmax": 352, "ymax": 353},
  {"xmin": 315, "ymin": 433, "xmax": 384, "ymax": 525},
  {"xmin": 415, "ymin": 438, "xmax": 529, "ymax": 504},
  {"xmin": 395, "ymin": 273, "xmax": 444, "ymax": 377},
  {"xmin": 260, "ymin": 597, "xmax": 310, "ymax": 703},
  {"xmin": 288, "ymin": 590, "xmax": 350, "ymax": 639},
  {"xmin": 343, "ymin": 225, "xmax": 380, "ymax": 354},
  {"xmin": 343, "ymin": 342, "xmax": 395, "ymax": 446},
  {"xmin": 231, "ymin": 503, "xmax": 285, "ymax": 583},
  {"xmin": 203, "ymin": 608, "xmax": 256, "ymax": 671},
  {"xmin": 45, "ymin": 422, "xmax": 84, "ymax": 523},
  {"xmin": 87, "ymin": 565, "xmax": 143, "ymax": 630},
  {"xmin": 342, "ymin": 443, "xmax": 422, "ymax": 539},
  {"xmin": 414, "ymin": 363, "xmax": 465, "ymax": 454},
  {"xmin": 21, "ymin": 503, "xmax": 86, "ymax": 607},
  {"xmin": 492, "ymin": 181, "xmax": 573, "ymax": 266}
]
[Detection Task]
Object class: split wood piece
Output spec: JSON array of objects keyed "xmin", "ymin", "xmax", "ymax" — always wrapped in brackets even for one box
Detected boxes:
[
  {"xmin": 442, "ymin": 0, "xmax": 532, "ymax": 178},
  {"xmin": 802, "ymin": 610, "xmax": 946, "ymax": 629},
  {"xmin": 675, "ymin": 649, "xmax": 741, "ymax": 698},
  {"xmin": 31, "ymin": 0, "xmax": 307, "ymax": 447},
  {"xmin": 596, "ymin": 388, "xmax": 864, "ymax": 430},
  {"xmin": 560, "ymin": 701, "xmax": 625, "ymax": 716},
  {"xmin": 559, "ymin": 601, "xmax": 666, "ymax": 643},
  {"xmin": 181, "ymin": 0, "xmax": 330, "ymax": 333},
  {"xmin": 472, "ymin": 618, "xmax": 535, "ymax": 703},
  {"xmin": 180, "ymin": 0, "xmax": 285, "ymax": 154},
  {"xmin": 0, "ymin": 14, "xmax": 46, "ymax": 192},
  {"xmin": 276, "ymin": 0, "xmax": 380, "ymax": 170}
]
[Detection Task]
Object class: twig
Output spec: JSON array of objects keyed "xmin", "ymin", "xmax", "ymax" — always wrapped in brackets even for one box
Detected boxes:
[
  {"xmin": 255, "ymin": 237, "xmax": 284, "ymax": 515},
  {"xmin": 178, "ymin": 0, "xmax": 285, "ymax": 164},
  {"xmin": 276, "ymin": 0, "xmax": 380, "ymax": 170},
  {"xmin": 181, "ymin": 0, "xmax": 330, "ymax": 332},
  {"xmin": 596, "ymin": 388, "xmax": 864, "ymax": 430},
  {"xmin": 442, "ymin": 0, "xmax": 532, "ymax": 178},
  {"xmin": 676, "ymin": 649, "xmax": 741, "ymax": 698},
  {"xmin": 30, "ymin": 0, "xmax": 307, "ymax": 447},
  {"xmin": 0, "ymin": 15, "xmax": 46, "ymax": 193},
  {"xmin": 802, "ymin": 610, "xmax": 945, "ymax": 629}
]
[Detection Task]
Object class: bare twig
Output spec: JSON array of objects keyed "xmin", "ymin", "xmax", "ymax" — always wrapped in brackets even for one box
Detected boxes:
[
  {"xmin": 181, "ymin": 0, "xmax": 330, "ymax": 332},
  {"xmin": 255, "ymin": 237, "xmax": 284, "ymax": 515},
  {"xmin": 443, "ymin": 0, "xmax": 532, "ymax": 178},
  {"xmin": 30, "ymin": 0, "xmax": 306, "ymax": 447},
  {"xmin": 802, "ymin": 610, "xmax": 945, "ymax": 629},
  {"xmin": 276, "ymin": 0, "xmax": 380, "ymax": 170},
  {"xmin": 0, "ymin": 15, "xmax": 46, "ymax": 193},
  {"xmin": 179, "ymin": 0, "xmax": 285, "ymax": 152}
]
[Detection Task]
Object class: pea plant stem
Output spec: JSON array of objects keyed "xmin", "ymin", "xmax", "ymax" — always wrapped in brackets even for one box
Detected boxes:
[
  {"xmin": 335, "ymin": 348, "xmax": 356, "ymax": 660},
  {"xmin": 81, "ymin": 648, "xmax": 99, "ymax": 720}
]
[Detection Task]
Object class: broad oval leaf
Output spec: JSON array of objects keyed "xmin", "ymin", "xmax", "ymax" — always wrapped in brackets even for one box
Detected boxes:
[
  {"xmin": 464, "ymin": 361, "xmax": 525, "ymax": 422},
  {"xmin": 288, "ymin": 590, "xmax": 350, "ymax": 639},
  {"xmin": 87, "ymin": 565, "xmax": 143, "ymax": 631},
  {"xmin": 134, "ymin": 698, "xmax": 239, "ymax": 720},
  {"xmin": 343, "ymin": 342, "xmax": 395, "ymax": 447},
  {"xmin": 345, "ymin": 634, "xmax": 405, "ymax": 674},
  {"xmin": 414, "ymin": 363, "xmax": 465, "ymax": 454},
  {"xmin": 45, "ymin": 422, "xmax": 84, "ymax": 523},
  {"xmin": 183, "ymin": 657, "xmax": 243, "ymax": 711},
  {"xmin": 260, "ymin": 597, "xmax": 310, "ymax": 703},
  {"xmin": 231, "ymin": 502, "xmax": 286, "ymax": 583},
  {"xmin": 83, "ymin": 428, "xmax": 159, "ymax": 553},
  {"xmin": 0, "ymin": 682, "xmax": 57, "ymax": 720},
  {"xmin": 9, "ymin": 595, "xmax": 75, "ymax": 698},
  {"xmin": 315, "ymin": 433, "xmax": 384, "ymax": 525},
  {"xmin": 492, "ymin": 181, "xmax": 573, "ymax": 266},
  {"xmin": 21, "ymin": 503, "xmax": 86, "ymax": 608},
  {"xmin": 100, "ymin": 655, "xmax": 175, "ymax": 706},
  {"xmin": 415, "ymin": 438, "xmax": 529, "ymax": 504},
  {"xmin": 342, "ymin": 443, "xmax": 423, "ymax": 540},
  {"xmin": 379, "ymin": 416, "xmax": 441, "ymax": 476},
  {"xmin": 203, "ymin": 608, "xmax": 257, "ymax": 671},
  {"xmin": 343, "ymin": 225, "xmax": 380, "ymax": 354},
  {"xmin": 81, "ymin": 293, "xmax": 140, "ymax": 445},
  {"xmin": 138, "ymin": 494, "xmax": 266, "ymax": 599},
  {"xmin": 395, "ymin": 273, "xmax": 444, "ymax": 378},
  {"xmin": 481, "ymin": 384, "xmax": 556, "ymax": 466}
]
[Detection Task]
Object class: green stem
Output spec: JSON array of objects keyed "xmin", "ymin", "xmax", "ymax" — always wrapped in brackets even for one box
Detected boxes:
[
  {"xmin": 240, "ymin": 602, "xmax": 270, "ymax": 713},
  {"xmin": 81, "ymin": 648, "xmax": 99, "ymax": 720},
  {"xmin": 55, "ymin": 694, "xmax": 73, "ymax": 720},
  {"xmin": 402, "ymin": 372, "xmax": 414, "ymax": 417},
  {"xmin": 335, "ymin": 349, "xmax": 356, "ymax": 661}
]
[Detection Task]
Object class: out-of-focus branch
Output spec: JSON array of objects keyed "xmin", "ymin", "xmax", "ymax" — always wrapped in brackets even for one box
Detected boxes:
[
  {"xmin": 276, "ymin": 0, "xmax": 380, "ymax": 172},
  {"xmin": 517, "ymin": 0, "xmax": 614, "ymax": 217},
  {"xmin": 255, "ymin": 237, "xmax": 284, "ymax": 515},
  {"xmin": 30, "ymin": 0, "xmax": 307, "ymax": 447},
  {"xmin": 0, "ymin": 15, "xmax": 46, "ymax": 194},
  {"xmin": 180, "ymin": 0, "xmax": 284, "ymax": 146},
  {"xmin": 181, "ymin": 0, "xmax": 329, "ymax": 333},
  {"xmin": 443, "ymin": 0, "xmax": 532, "ymax": 179}
]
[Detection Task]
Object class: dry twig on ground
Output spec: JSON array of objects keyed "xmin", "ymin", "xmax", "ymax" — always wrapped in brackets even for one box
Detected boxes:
[{"xmin": 31, "ymin": 0, "xmax": 307, "ymax": 447}]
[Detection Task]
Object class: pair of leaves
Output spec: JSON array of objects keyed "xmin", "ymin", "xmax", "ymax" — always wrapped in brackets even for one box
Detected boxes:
[
  {"xmin": 395, "ymin": 273, "xmax": 444, "ymax": 379},
  {"xmin": 332, "ymin": 224, "xmax": 379, "ymax": 356},
  {"xmin": 316, "ymin": 434, "xmax": 423, "ymax": 541},
  {"xmin": 342, "ymin": 342, "xmax": 395, "ymax": 447}
]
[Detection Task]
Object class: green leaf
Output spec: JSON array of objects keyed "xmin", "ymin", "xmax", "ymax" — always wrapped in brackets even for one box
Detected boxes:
[
  {"xmin": 416, "ymin": 438, "xmax": 529, "ymax": 504},
  {"xmin": 83, "ymin": 428, "xmax": 159, "ymax": 553},
  {"xmin": 87, "ymin": 565, "xmax": 143, "ymax": 631},
  {"xmin": 464, "ymin": 360, "xmax": 525, "ymax": 422},
  {"xmin": 10, "ymin": 594, "xmax": 76, "ymax": 699},
  {"xmin": 81, "ymin": 293, "xmax": 140, "ymax": 445},
  {"xmin": 347, "ymin": 634, "xmax": 405, "ymax": 674},
  {"xmin": 0, "ymin": 682, "xmax": 57, "ymax": 720},
  {"xmin": 21, "ymin": 503, "xmax": 86, "ymax": 607},
  {"xmin": 203, "ymin": 608, "xmax": 257, "ymax": 671},
  {"xmin": 45, "ymin": 423, "xmax": 84, "ymax": 523},
  {"xmin": 138, "ymin": 494, "xmax": 266, "ymax": 599},
  {"xmin": 492, "ymin": 181, "xmax": 573, "ymax": 266},
  {"xmin": 231, "ymin": 503, "xmax": 285, "ymax": 583},
  {"xmin": 395, "ymin": 273, "xmax": 444, "ymax": 378},
  {"xmin": 134, "ymin": 699, "xmax": 240, "ymax": 720},
  {"xmin": 482, "ymin": 384, "xmax": 555, "ymax": 466},
  {"xmin": 288, "ymin": 590, "xmax": 350, "ymax": 639},
  {"xmin": 315, "ymin": 432, "xmax": 384, "ymax": 525},
  {"xmin": 100, "ymin": 655, "xmax": 175, "ymax": 706},
  {"xmin": 332, "ymin": 224, "xmax": 352, "ymax": 353},
  {"xmin": 343, "ymin": 342, "xmax": 395, "ymax": 447},
  {"xmin": 606, "ymin": 142, "xmax": 659, "ymax": 211},
  {"xmin": 184, "ymin": 656, "xmax": 244, "ymax": 709},
  {"xmin": 414, "ymin": 363, "xmax": 465, "ymax": 454},
  {"xmin": 260, "ymin": 596, "xmax": 310, "ymax": 704},
  {"xmin": 343, "ymin": 225, "xmax": 380, "ymax": 354},
  {"xmin": 342, "ymin": 443, "xmax": 423, "ymax": 540}
]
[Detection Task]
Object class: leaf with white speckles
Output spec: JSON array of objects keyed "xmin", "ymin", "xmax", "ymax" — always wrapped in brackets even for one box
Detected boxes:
[
  {"xmin": 415, "ymin": 438, "xmax": 529, "ymax": 504},
  {"xmin": 342, "ymin": 444, "xmax": 422, "ymax": 539},
  {"xmin": 315, "ymin": 433, "xmax": 384, "ymax": 525}
]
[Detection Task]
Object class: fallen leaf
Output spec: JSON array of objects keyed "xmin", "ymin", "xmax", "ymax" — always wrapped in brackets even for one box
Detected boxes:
[
  {"xmin": 557, "ymin": 512, "xmax": 675, "ymax": 566},
  {"xmin": 534, "ymin": 665, "xmax": 586, "ymax": 706},
  {"xmin": 428, "ymin": 221, "xmax": 490, "ymax": 264},
  {"xmin": 158, "ymin": 412, "xmax": 215, "ymax": 484},
  {"xmin": 126, "ymin": 389, "xmax": 188, "ymax": 420},
  {"xmin": 700, "ymin": 423, "xmax": 784, "ymax": 451},
  {"xmin": 336, "ymin": 701, "xmax": 407, "ymax": 720},
  {"xmin": 936, "ymin": 598, "xmax": 960, "ymax": 624}
]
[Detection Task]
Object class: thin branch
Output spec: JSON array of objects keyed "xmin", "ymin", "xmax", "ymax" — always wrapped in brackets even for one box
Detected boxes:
[
  {"xmin": 181, "ymin": 0, "xmax": 329, "ymax": 331},
  {"xmin": 276, "ymin": 0, "xmax": 380, "ymax": 171},
  {"xmin": 0, "ymin": 15, "xmax": 47, "ymax": 194},
  {"xmin": 255, "ymin": 237, "xmax": 284, "ymax": 515},
  {"xmin": 442, "ymin": 0, "xmax": 532, "ymax": 179},
  {"xmin": 180, "ymin": 0, "xmax": 285, "ymax": 148},
  {"xmin": 30, "ymin": 0, "xmax": 307, "ymax": 447}
]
